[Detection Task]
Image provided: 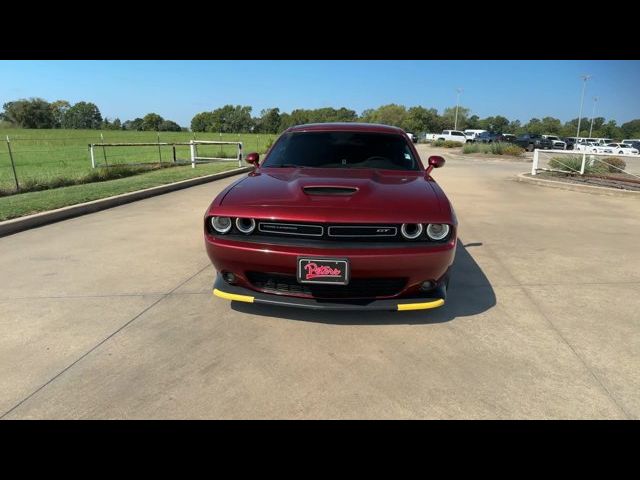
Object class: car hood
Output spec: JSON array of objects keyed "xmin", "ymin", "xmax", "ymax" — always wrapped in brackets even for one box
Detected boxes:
[{"xmin": 216, "ymin": 167, "xmax": 449, "ymax": 223}]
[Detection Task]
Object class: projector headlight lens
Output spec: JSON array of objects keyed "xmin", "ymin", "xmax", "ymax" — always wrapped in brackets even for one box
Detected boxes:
[
  {"xmin": 426, "ymin": 223, "xmax": 450, "ymax": 241},
  {"xmin": 235, "ymin": 217, "xmax": 256, "ymax": 234},
  {"xmin": 400, "ymin": 223, "xmax": 423, "ymax": 240},
  {"xmin": 211, "ymin": 216, "xmax": 232, "ymax": 234}
]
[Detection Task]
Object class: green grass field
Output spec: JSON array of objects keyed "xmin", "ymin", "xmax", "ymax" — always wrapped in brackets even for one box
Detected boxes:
[
  {"xmin": 0, "ymin": 129, "xmax": 275, "ymax": 221},
  {"xmin": 0, "ymin": 162, "xmax": 245, "ymax": 221},
  {"xmin": 0, "ymin": 129, "xmax": 276, "ymax": 193}
]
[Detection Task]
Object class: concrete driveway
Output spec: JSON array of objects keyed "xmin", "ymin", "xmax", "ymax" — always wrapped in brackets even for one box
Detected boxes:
[{"xmin": 1, "ymin": 145, "xmax": 638, "ymax": 419}]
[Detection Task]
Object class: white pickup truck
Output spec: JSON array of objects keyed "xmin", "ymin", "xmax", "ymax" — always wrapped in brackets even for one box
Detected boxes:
[{"xmin": 424, "ymin": 130, "xmax": 470, "ymax": 143}]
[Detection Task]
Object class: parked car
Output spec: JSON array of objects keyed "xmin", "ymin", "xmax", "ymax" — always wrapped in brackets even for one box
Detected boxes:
[
  {"xmin": 498, "ymin": 134, "xmax": 516, "ymax": 143},
  {"xmin": 622, "ymin": 140, "xmax": 640, "ymax": 151},
  {"xmin": 406, "ymin": 132, "xmax": 418, "ymax": 143},
  {"xmin": 475, "ymin": 131, "xmax": 500, "ymax": 143},
  {"xmin": 574, "ymin": 141, "xmax": 613, "ymax": 154},
  {"xmin": 542, "ymin": 135, "xmax": 566, "ymax": 150},
  {"xmin": 514, "ymin": 134, "xmax": 553, "ymax": 151},
  {"xmin": 604, "ymin": 143, "xmax": 639, "ymax": 155},
  {"xmin": 622, "ymin": 139, "xmax": 640, "ymax": 147},
  {"xmin": 463, "ymin": 129, "xmax": 487, "ymax": 142},
  {"xmin": 563, "ymin": 137, "xmax": 578, "ymax": 150},
  {"xmin": 425, "ymin": 130, "xmax": 470, "ymax": 143},
  {"xmin": 205, "ymin": 123, "xmax": 457, "ymax": 312}
]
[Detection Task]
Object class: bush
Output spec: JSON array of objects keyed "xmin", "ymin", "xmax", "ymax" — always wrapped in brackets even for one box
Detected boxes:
[
  {"xmin": 462, "ymin": 143, "xmax": 480, "ymax": 154},
  {"xmin": 548, "ymin": 156, "xmax": 583, "ymax": 173},
  {"xmin": 547, "ymin": 155, "xmax": 624, "ymax": 175},
  {"xmin": 433, "ymin": 140, "xmax": 463, "ymax": 148},
  {"xmin": 502, "ymin": 144, "xmax": 525, "ymax": 156},
  {"xmin": 461, "ymin": 142, "xmax": 523, "ymax": 156},
  {"xmin": 599, "ymin": 156, "xmax": 627, "ymax": 173}
]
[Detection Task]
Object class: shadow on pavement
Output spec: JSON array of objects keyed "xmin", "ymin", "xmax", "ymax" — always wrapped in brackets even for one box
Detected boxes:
[{"xmin": 231, "ymin": 239, "xmax": 496, "ymax": 325}]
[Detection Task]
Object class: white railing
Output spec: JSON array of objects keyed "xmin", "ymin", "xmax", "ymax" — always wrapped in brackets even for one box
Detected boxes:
[
  {"xmin": 89, "ymin": 140, "xmax": 243, "ymax": 169},
  {"xmin": 531, "ymin": 149, "xmax": 640, "ymax": 180}
]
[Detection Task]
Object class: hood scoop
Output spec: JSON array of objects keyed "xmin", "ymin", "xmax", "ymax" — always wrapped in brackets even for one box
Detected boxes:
[{"xmin": 303, "ymin": 186, "xmax": 358, "ymax": 196}]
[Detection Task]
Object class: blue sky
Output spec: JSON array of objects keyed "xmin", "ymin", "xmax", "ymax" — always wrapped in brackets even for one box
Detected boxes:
[{"xmin": 1, "ymin": 60, "xmax": 639, "ymax": 127}]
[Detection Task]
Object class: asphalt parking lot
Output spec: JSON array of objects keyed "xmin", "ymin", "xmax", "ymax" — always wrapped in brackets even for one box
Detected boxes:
[{"xmin": 1, "ymin": 144, "xmax": 639, "ymax": 419}]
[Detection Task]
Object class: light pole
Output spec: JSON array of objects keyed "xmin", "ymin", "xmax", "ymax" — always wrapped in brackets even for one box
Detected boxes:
[
  {"xmin": 575, "ymin": 74, "xmax": 592, "ymax": 141},
  {"xmin": 454, "ymin": 88, "xmax": 463, "ymax": 130},
  {"xmin": 588, "ymin": 97, "xmax": 598, "ymax": 138}
]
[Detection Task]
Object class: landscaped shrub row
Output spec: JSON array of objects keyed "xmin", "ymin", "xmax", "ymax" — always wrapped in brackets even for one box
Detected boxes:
[
  {"xmin": 432, "ymin": 140, "xmax": 463, "ymax": 148},
  {"xmin": 547, "ymin": 156, "xmax": 627, "ymax": 175},
  {"xmin": 462, "ymin": 142, "xmax": 525, "ymax": 156}
]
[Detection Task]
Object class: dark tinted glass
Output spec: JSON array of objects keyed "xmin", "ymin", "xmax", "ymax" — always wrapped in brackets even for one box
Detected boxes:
[{"xmin": 263, "ymin": 131, "xmax": 419, "ymax": 171}]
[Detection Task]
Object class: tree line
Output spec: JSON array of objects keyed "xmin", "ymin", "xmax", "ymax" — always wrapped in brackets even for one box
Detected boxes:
[
  {"xmin": 2, "ymin": 97, "xmax": 640, "ymax": 140},
  {"xmin": 0, "ymin": 98, "xmax": 184, "ymax": 132},
  {"xmin": 190, "ymin": 104, "xmax": 640, "ymax": 139}
]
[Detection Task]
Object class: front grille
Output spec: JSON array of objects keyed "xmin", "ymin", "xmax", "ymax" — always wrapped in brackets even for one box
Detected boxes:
[
  {"xmin": 258, "ymin": 222, "xmax": 323, "ymax": 236},
  {"xmin": 327, "ymin": 225, "xmax": 398, "ymax": 237},
  {"xmin": 256, "ymin": 221, "xmax": 408, "ymax": 242},
  {"xmin": 246, "ymin": 272, "xmax": 406, "ymax": 299}
]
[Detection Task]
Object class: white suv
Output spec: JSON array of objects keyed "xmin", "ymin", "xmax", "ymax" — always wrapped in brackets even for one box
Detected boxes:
[{"xmin": 542, "ymin": 135, "xmax": 566, "ymax": 150}]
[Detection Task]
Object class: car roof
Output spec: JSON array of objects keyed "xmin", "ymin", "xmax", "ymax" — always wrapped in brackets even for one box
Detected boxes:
[{"xmin": 286, "ymin": 122, "xmax": 405, "ymax": 134}]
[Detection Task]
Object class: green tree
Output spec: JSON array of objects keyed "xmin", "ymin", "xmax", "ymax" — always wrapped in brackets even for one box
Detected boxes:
[
  {"xmin": 600, "ymin": 120, "xmax": 621, "ymax": 139},
  {"xmin": 404, "ymin": 106, "xmax": 440, "ymax": 134},
  {"xmin": 142, "ymin": 113, "xmax": 164, "ymax": 131},
  {"xmin": 441, "ymin": 105, "xmax": 470, "ymax": 130},
  {"xmin": 524, "ymin": 118, "xmax": 543, "ymax": 134},
  {"xmin": 62, "ymin": 102, "xmax": 103, "ymax": 129},
  {"xmin": 620, "ymin": 119, "xmax": 640, "ymax": 139},
  {"xmin": 191, "ymin": 112, "xmax": 215, "ymax": 132},
  {"xmin": 360, "ymin": 104, "xmax": 407, "ymax": 128},
  {"xmin": 466, "ymin": 115, "xmax": 481, "ymax": 129},
  {"xmin": 50, "ymin": 100, "xmax": 70, "ymax": 128},
  {"xmin": 2, "ymin": 98, "xmax": 55, "ymax": 128},
  {"xmin": 158, "ymin": 120, "xmax": 182, "ymax": 131},
  {"xmin": 123, "ymin": 118, "xmax": 144, "ymax": 131},
  {"xmin": 258, "ymin": 108, "xmax": 282, "ymax": 133}
]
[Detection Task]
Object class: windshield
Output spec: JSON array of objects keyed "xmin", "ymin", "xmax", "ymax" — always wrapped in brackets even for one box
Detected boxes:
[{"xmin": 262, "ymin": 131, "xmax": 420, "ymax": 171}]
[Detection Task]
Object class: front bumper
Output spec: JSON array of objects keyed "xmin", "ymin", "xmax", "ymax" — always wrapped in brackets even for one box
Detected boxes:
[
  {"xmin": 205, "ymin": 234, "xmax": 456, "ymax": 301},
  {"xmin": 213, "ymin": 274, "xmax": 445, "ymax": 311}
]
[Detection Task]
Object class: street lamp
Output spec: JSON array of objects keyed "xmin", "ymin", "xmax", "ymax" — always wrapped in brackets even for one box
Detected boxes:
[
  {"xmin": 454, "ymin": 87, "xmax": 463, "ymax": 130},
  {"xmin": 575, "ymin": 74, "xmax": 592, "ymax": 140},
  {"xmin": 589, "ymin": 97, "xmax": 598, "ymax": 138}
]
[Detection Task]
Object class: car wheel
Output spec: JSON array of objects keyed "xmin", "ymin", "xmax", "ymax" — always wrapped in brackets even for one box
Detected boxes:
[
  {"xmin": 619, "ymin": 151, "xmax": 624, "ymax": 154},
  {"xmin": 527, "ymin": 144, "xmax": 534, "ymax": 152}
]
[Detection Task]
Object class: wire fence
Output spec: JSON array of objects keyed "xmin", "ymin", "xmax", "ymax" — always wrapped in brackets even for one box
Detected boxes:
[{"xmin": 0, "ymin": 131, "xmax": 274, "ymax": 195}]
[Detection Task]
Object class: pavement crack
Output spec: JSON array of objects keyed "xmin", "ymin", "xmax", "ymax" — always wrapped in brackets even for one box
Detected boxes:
[{"xmin": 0, "ymin": 263, "xmax": 211, "ymax": 419}]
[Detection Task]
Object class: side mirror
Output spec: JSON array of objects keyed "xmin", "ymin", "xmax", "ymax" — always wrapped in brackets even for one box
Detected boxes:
[
  {"xmin": 245, "ymin": 152, "xmax": 259, "ymax": 166},
  {"xmin": 425, "ymin": 155, "xmax": 445, "ymax": 176}
]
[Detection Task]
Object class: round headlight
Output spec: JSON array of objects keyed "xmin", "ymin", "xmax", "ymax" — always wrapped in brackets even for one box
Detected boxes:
[
  {"xmin": 235, "ymin": 217, "xmax": 256, "ymax": 234},
  {"xmin": 426, "ymin": 223, "xmax": 450, "ymax": 241},
  {"xmin": 400, "ymin": 223, "xmax": 423, "ymax": 240},
  {"xmin": 211, "ymin": 216, "xmax": 232, "ymax": 234}
]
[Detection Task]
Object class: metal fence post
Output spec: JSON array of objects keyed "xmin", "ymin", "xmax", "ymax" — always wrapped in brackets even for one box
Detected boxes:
[
  {"xmin": 6, "ymin": 135, "xmax": 20, "ymax": 192},
  {"xmin": 237, "ymin": 142, "xmax": 243, "ymax": 167},
  {"xmin": 157, "ymin": 132, "xmax": 162, "ymax": 164},
  {"xmin": 580, "ymin": 152, "xmax": 586, "ymax": 175},
  {"xmin": 100, "ymin": 133, "xmax": 109, "ymax": 167},
  {"xmin": 190, "ymin": 140, "xmax": 196, "ymax": 169},
  {"xmin": 531, "ymin": 149, "xmax": 539, "ymax": 175}
]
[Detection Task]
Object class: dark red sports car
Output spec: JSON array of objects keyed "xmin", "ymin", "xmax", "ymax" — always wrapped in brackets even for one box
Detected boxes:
[{"xmin": 204, "ymin": 123, "xmax": 457, "ymax": 311}]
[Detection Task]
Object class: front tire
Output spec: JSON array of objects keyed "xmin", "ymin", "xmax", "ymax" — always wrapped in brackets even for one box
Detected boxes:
[{"xmin": 527, "ymin": 144, "xmax": 534, "ymax": 152}]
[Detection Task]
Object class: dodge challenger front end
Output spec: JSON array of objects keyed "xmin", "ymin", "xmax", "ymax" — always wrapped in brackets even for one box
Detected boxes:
[{"xmin": 204, "ymin": 123, "xmax": 457, "ymax": 311}]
